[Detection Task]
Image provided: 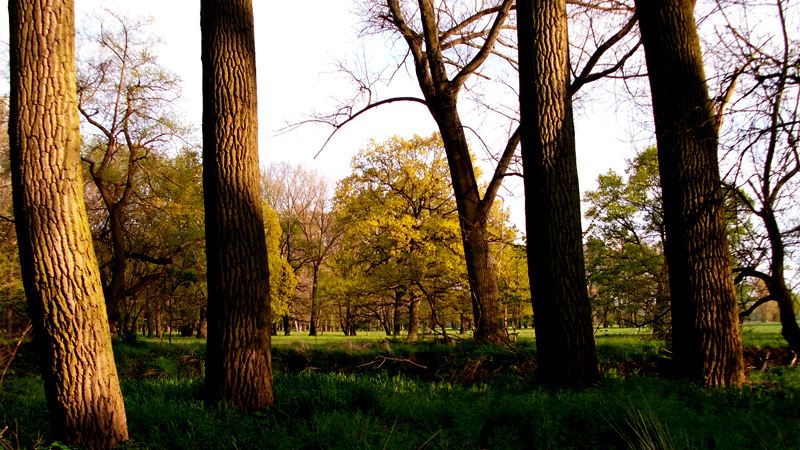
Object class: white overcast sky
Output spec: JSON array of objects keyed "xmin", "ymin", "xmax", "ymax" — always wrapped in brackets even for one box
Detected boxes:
[{"xmin": 0, "ymin": 0, "xmax": 642, "ymax": 232}]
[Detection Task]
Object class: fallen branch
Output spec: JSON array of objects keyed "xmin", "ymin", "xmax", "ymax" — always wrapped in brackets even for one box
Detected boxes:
[{"xmin": 357, "ymin": 355, "xmax": 428, "ymax": 370}]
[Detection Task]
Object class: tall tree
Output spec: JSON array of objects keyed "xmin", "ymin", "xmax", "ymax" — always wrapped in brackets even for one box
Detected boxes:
[
  {"xmin": 321, "ymin": 0, "xmax": 638, "ymax": 342},
  {"xmin": 201, "ymin": 0, "xmax": 273, "ymax": 408},
  {"xmin": 716, "ymin": 0, "xmax": 800, "ymax": 353},
  {"xmin": 635, "ymin": 0, "xmax": 744, "ymax": 386},
  {"xmin": 76, "ymin": 12, "xmax": 192, "ymax": 332},
  {"xmin": 517, "ymin": 0, "xmax": 599, "ymax": 385},
  {"xmin": 8, "ymin": 0, "xmax": 128, "ymax": 447},
  {"xmin": 365, "ymin": 0, "xmax": 517, "ymax": 343}
]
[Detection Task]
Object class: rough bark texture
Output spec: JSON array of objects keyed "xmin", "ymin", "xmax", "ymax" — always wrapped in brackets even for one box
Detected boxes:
[
  {"xmin": 517, "ymin": 0, "xmax": 599, "ymax": 385},
  {"xmin": 201, "ymin": 0, "xmax": 273, "ymax": 408},
  {"xmin": 635, "ymin": 0, "xmax": 744, "ymax": 386},
  {"xmin": 8, "ymin": 0, "xmax": 129, "ymax": 447}
]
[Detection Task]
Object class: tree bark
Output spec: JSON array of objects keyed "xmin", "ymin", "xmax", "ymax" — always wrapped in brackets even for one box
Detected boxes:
[
  {"xmin": 201, "ymin": 0, "xmax": 273, "ymax": 408},
  {"xmin": 8, "ymin": 0, "xmax": 129, "ymax": 447},
  {"xmin": 517, "ymin": 0, "xmax": 599, "ymax": 385},
  {"xmin": 635, "ymin": 0, "xmax": 744, "ymax": 386},
  {"xmin": 407, "ymin": 296, "xmax": 420, "ymax": 341}
]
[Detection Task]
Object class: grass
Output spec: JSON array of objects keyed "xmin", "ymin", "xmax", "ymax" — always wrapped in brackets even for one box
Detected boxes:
[
  {"xmin": 741, "ymin": 321, "xmax": 787, "ymax": 348},
  {"xmin": 1, "ymin": 323, "xmax": 798, "ymax": 450}
]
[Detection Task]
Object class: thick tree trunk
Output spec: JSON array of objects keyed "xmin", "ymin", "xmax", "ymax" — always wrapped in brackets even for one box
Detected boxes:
[
  {"xmin": 201, "ymin": 0, "xmax": 273, "ymax": 408},
  {"xmin": 635, "ymin": 0, "xmax": 744, "ymax": 386},
  {"xmin": 8, "ymin": 0, "xmax": 129, "ymax": 447},
  {"xmin": 517, "ymin": 0, "xmax": 599, "ymax": 385}
]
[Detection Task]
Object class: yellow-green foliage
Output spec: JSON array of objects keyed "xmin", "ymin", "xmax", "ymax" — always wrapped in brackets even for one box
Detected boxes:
[
  {"xmin": 333, "ymin": 133, "xmax": 468, "ymax": 314},
  {"xmin": 264, "ymin": 205, "xmax": 296, "ymax": 321}
]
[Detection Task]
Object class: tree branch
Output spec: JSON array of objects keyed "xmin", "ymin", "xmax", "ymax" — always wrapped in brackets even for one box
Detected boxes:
[
  {"xmin": 312, "ymin": 96, "xmax": 428, "ymax": 159},
  {"xmin": 570, "ymin": 12, "xmax": 639, "ymax": 95},
  {"xmin": 733, "ymin": 266, "xmax": 772, "ymax": 285},
  {"xmin": 739, "ymin": 294, "xmax": 777, "ymax": 320},
  {"xmin": 480, "ymin": 125, "xmax": 521, "ymax": 217},
  {"xmin": 451, "ymin": 0, "xmax": 515, "ymax": 91},
  {"xmin": 126, "ymin": 252, "xmax": 172, "ymax": 265}
]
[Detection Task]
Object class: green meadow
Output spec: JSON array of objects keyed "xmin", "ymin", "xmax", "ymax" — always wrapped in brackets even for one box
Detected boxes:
[{"xmin": 2, "ymin": 324, "xmax": 798, "ymax": 450}]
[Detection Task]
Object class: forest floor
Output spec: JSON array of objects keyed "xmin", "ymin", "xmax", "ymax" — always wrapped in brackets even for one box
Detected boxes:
[{"xmin": 1, "ymin": 323, "xmax": 798, "ymax": 450}]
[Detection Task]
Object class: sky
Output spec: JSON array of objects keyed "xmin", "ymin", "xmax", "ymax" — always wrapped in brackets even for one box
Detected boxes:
[{"xmin": 0, "ymin": 0, "xmax": 643, "ymax": 232}]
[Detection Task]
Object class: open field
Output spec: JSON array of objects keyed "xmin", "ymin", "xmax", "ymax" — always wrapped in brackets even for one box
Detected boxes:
[{"xmin": 1, "ymin": 324, "xmax": 798, "ymax": 449}]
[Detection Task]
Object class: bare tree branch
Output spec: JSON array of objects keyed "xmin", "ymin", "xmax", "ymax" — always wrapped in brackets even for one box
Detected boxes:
[{"xmin": 311, "ymin": 96, "xmax": 428, "ymax": 159}]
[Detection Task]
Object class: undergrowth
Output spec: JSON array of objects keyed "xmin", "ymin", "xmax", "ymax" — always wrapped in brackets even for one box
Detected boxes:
[{"xmin": 1, "ymin": 331, "xmax": 798, "ymax": 449}]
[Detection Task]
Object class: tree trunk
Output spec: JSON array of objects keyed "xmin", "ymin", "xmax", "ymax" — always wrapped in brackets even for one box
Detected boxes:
[
  {"xmin": 635, "ymin": 0, "xmax": 744, "ymax": 386},
  {"xmin": 146, "ymin": 296, "xmax": 157, "ymax": 338},
  {"xmin": 517, "ymin": 0, "xmax": 599, "ymax": 385},
  {"xmin": 201, "ymin": 0, "xmax": 273, "ymax": 408},
  {"xmin": 196, "ymin": 307, "xmax": 208, "ymax": 339},
  {"xmin": 308, "ymin": 263, "xmax": 320, "ymax": 336},
  {"xmin": 282, "ymin": 314, "xmax": 291, "ymax": 336},
  {"xmin": 6, "ymin": 308, "xmax": 13, "ymax": 336},
  {"xmin": 8, "ymin": 0, "xmax": 129, "ymax": 447},
  {"xmin": 763, "ymin": 210, "xmax": 800, "ymax": 352},
  {"xmin": 407, "ymin": 296, "xmax": 420, "ymax": 341},
  {"xmin": 393, "ymin": 289, "xmax": 404, "ymax": 336},
  {"xmin": 429, "ymin": 97, "xmax": 507, "ymax": 343},
  {"xmin": 104, "ymin": 203, "xmax": 128, "ymax": 329},
  {"xmin": 459, "ymin": 313, "xmax": 468, "ymax": 335}
]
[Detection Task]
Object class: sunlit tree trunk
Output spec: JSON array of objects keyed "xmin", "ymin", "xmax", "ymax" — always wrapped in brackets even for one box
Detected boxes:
[
  {"xmin": 517, "ymin": 0, "xmax": 599, "ymax": 385},
  {"xmin": 201, "ymin": 0, "xmax": 273, "ymax": 408},
  {"xmin": 8, "ymin": 0, "xmax": 128, "ymax": 447},
  {"xmin": 635, "ymin": 0, "xmax": 744, "ymax": 386}
]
